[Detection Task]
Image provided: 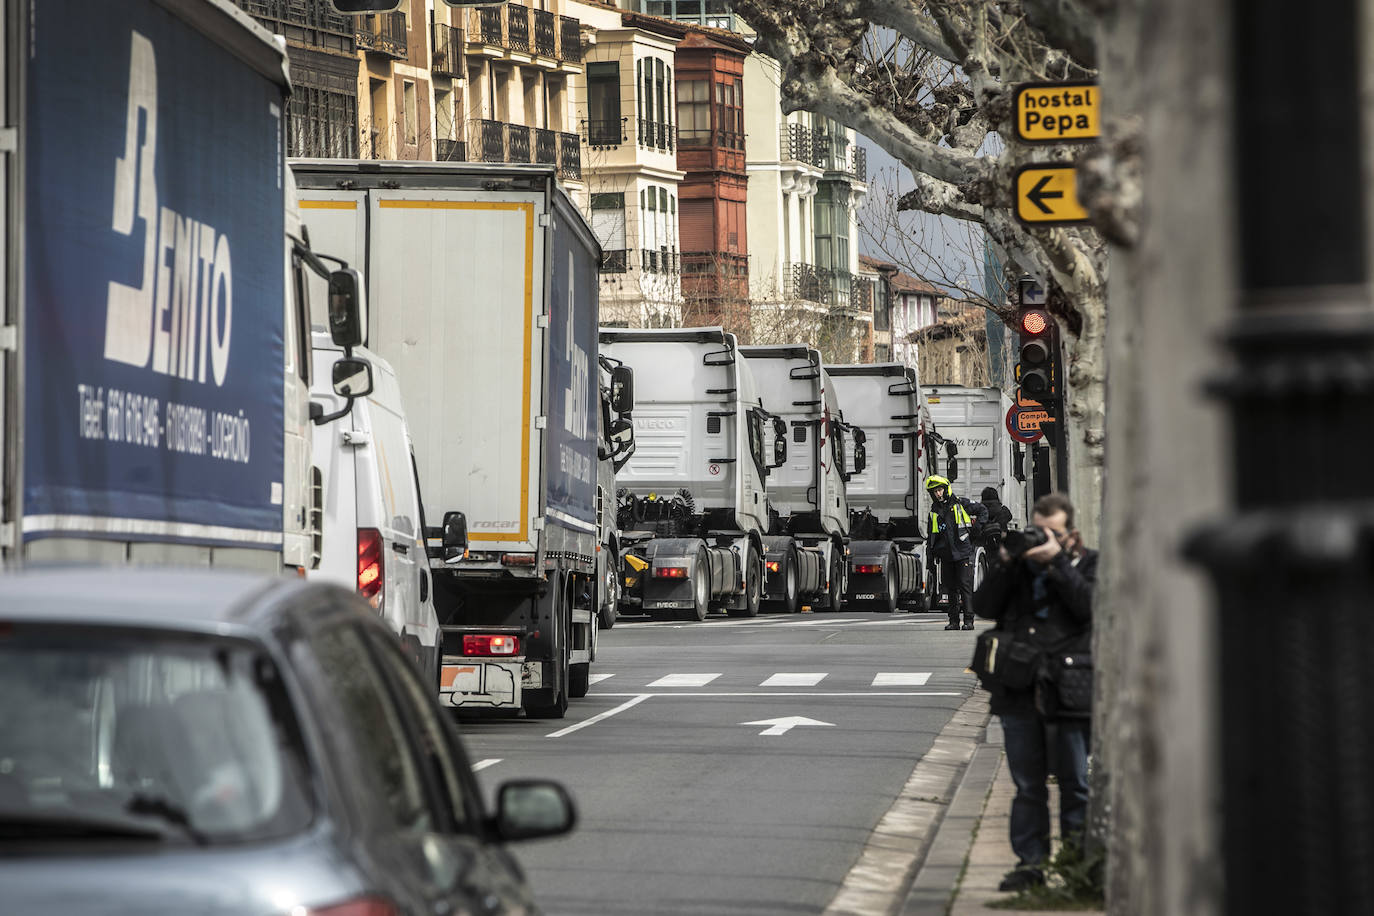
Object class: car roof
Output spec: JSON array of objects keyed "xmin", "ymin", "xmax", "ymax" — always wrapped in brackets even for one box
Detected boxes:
[{"xmin": 0, "ymin": 566, "xmax": 355, "ymax": 637}]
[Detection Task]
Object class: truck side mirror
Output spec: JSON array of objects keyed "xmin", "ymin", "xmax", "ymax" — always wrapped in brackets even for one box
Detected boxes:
[
  {"xmin": 771, "ymin": 417, "xmax": 787, "ymax": 468},
  {"xmin": 328, "ymin": 267, "xmax": 366, "ymax": 349},
  {"xmin": 945, "ymin": 440, "xmax": 959, "ymax": 458},
  {"xmin": 608, "ymin": 418, "xmax": 636, "ymax": 472},
  {"xmin": 332, "ymin": 356, "xmax": 373, "ymax": 399},
  {"xmin": 442, "ymin": 510, "xmax": 469, "ymax": 562},
  {"xmin": 854, "ymin": 443, "xmax": 867, "ymax": 475},
  {"xmin": 610, "ymin": 366, "xmax": 634, "ymax": 415},
  {"xmin": 947, "ymin": 456, "xmax": 959, "ymax": 481}
]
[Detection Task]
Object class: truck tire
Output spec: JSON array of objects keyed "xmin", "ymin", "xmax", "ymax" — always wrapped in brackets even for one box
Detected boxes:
[
  {"xmin": 729, "ymin": 544, "xmax": 762, "ymax": 618},
  {"xmin": 882, "ymin": 548, "xmax": 899, "ymax": 614},
  {"xmin": 684, "ymin": 546, "xmax": 710, "ymax": 622},
  {"xmin": 598, "ymin": 549, "xmax": 619, "ymax": 630},
  {"xmin": 778, "ymin": 548, "xmax": 800, "ymax": 613},
  {"xmin": 825, "ymin": 551, "xmax": 845, "ymax": 612},
  {"xmin": 568, "ymin": 662, "xmax": 590, "ymax": 698}
]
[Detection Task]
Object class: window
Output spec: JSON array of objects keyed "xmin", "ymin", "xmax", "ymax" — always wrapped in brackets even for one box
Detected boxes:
[
  {"xmin": 636, "ymin": 59, "xmax": 644, "ymax": 137},
  {"xmin": 312, "ymin": 625, "xmax": 428, "ymax": 831},
  {"xmin": 716, "ymin": 79, "xmax": 742, "ymax": 149},
  {"xmin": 435, "ymin": 86, "xmax": 454, "ymax": 141},
  {"xmin": 654, "ymin": 59, "xmax": 666, "ymax": 144},
  {"xmin": 403, "ymin": 80, "xmax": 417, "ymax": 147},
  {"xmin": 676, "ymin": 78, "xmax": 710, "ymax": 146},
  {"xmin": 587, "ymin": 62, "xmax": 621, "ymax": 146},
  {"xmin": 590, "ymin": 192, "xmax": 626, "ymax": 270},
  {"xmin": 641, "ymin": 60, "xmax": 655, "ymax": 145}
]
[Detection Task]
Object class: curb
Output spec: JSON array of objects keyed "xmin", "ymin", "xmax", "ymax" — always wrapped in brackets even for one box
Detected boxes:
[{"xmin": 823, "ymin": 685, "xmax": 990, "ymax": 916}]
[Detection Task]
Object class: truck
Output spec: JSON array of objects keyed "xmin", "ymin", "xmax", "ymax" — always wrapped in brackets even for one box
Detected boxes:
[
  {"xmin": 605, "ymin": 327, "xmax": 783, "ymax": 621},
  {"xmin": 827, "ymin": 364, "xmax": 954, "ymax": 612},
  {"xmin": 3, "ymin": 0, "xmax": 361, "ymax": 569},
  {"xmin": 922, "ymin": 386, "xmax": 1030, "ymax": 530},
  {"xmin": 738, "ymin": 345, "xmax": 864, "ymax": 613},
  {"xmin": 595, "ymin": 354, "xmax": 637, "ymax": 629},
  {"xmin": 291, "ymin": 160, "xmax": 625, "ymax": 719}
]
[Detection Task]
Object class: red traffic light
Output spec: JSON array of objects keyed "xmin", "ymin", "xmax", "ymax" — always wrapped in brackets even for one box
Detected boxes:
[{"xmin": 1020, "ymin": 309, "xmax": 1050, "ymax": 336}]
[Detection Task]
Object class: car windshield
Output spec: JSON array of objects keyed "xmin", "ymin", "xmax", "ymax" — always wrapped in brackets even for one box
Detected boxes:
[{"xmin": 0, "ymin": 625, "xmax": 313, "ymax": 845}]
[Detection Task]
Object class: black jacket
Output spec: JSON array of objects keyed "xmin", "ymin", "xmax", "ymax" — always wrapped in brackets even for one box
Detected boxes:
[
  {"xmin": 928, "ymin": 497, "xmax": 979, "ymax": 561},
  {"xmin": 980, "ymin": 498, "xmax": 1014, "ymax": 534},
  {"xmin": 973, "ymin": 547, "xmax": 1097, "ymax": 714}
]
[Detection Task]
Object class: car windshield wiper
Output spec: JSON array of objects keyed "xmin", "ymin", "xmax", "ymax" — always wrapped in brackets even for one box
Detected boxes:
[
  {"xmin": 125, "ymin": 793, "xmax": 209, "ymax": 846},
  {"xmin": 0, "ymin": 810, "xmax": 170, "ymax": 842}
]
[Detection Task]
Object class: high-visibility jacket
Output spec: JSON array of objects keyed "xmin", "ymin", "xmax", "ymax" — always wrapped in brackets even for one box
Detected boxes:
[{"xmin": 929, "ymin": 499, "xmax": 975, "ymax": 561}]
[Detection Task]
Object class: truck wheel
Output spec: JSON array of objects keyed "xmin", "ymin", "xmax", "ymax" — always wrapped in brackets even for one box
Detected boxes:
[
  {"xmin": 780, "ymin": 548, "xmax": 800, "ymax": 613},
  {"xmin": 882, "ymin": 549, "xmax": 900, "ymax": 614},
  {"xmin": 729, "ymin": 544, "xmax": 762, "ymax": 617},
  {"xmin": 685, "ymin": 547, "xmax": 710, "ymax": 621},
  {"xmin": 598, "ymin": 553, "xmax": 619, "ymax": 630},
  {"xmin": 826, "ymin": 552, "xmax": 845, "ymax": 612},
  {"xmin": 568, "ymin": 662, "xmax": 590, "ymax": 698}
]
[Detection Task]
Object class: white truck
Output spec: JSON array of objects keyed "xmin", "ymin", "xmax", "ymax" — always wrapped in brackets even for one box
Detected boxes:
[
  {"xmin": 828, "ymin": 364, "xmax": 954, "ymax": 612},
  {"xmin": 595, "ymin": 355, "xmax": 637, "ymax": 629},
  {"xmin": 291, "ymin": 160, "xmax": 622, "ymax": 719},
  {"xmin": 605, "ymin": 327, "xmax": 782, "ymax": 621},
  {"xmin": 922, "ymin": 385, "xmax": 1030, "ymax": 529},
  {"xmin": 739, "ymin": 345, "xmax": 864, "ymax": 613},
  {"xmin": 2, "ymin": 0, "xmax": 361, "ymax": 569}
]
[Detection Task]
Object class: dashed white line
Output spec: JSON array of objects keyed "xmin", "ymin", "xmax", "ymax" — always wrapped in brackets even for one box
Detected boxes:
[
  {"xmin": 647, "ymin": 672, "xmax": 721, "ymax": 688},
  {"xmin": 872, "ymin": 672, "xmax": 933, "ymax": 687},
  {"xmin": 471, "ymin": 758, "xmax": 502, "ymax": 772},
  {"xmin": 761, "ymin": 672, "xmax": 828, "ymax": 687}
]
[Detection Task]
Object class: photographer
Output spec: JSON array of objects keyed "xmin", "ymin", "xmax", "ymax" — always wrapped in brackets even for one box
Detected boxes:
[{"xmin": 973, "ymin": 492, "xmax": 1097, "ymax": 893}]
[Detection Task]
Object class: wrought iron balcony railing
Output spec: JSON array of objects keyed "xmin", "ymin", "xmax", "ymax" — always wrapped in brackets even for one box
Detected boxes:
[
  {"xmin": 475, "ymin": 7, "xmax": 503, "ymax": 46},
  {"xmin": 471, "ymin": 119, "xmax": 504, "ymax": 163},
  {"xmin": 431, "ymin": 22, "xmax": 463, "ymax": 77},
  {"xmin": 787, "ymin": 262, "xmax": 863, "ymax": 310},
  {"xmin": 533, "ymin": 9, "xmax": 556, "ymax": 57},
  {"xmin": 436, "ymin": 138, "xmax": 466, "ymax": 162},
  {"xmin": 534, "ymin": 128, "xmax": 557, "ymax": 166},
  {"xmin": 781, "ymin": 123, "xmax": 812, "ymax": 164},
  {"xmin": 506, "ymin": 4, "xmax": 530, "ymax": 53},
  {"xmin": 585, "ymin": 119, "xmax": 625, "ymax": 148},
  {"xmin": 375, "ymin": 12, "xmax": 406, "ymax": 58},
  {"xmin": 506, "ymin": 124, "xmax": 531, "ymax": 163},
  {"xmin": 601, "ymin": 249, "xmax": 629, "ymax": 274},
  {"xmin": 559, "ymin": 16, "xmax": 581, "ymax": 62},
  {"xmin": 558, "ymin": 131, "xmax": 581, "ymax": 181}
]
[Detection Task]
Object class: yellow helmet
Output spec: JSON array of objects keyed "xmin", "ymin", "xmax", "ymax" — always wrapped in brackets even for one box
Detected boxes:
[{"xmin": 925, "ymin": 475, "xmax": 950, "ymax": 491}]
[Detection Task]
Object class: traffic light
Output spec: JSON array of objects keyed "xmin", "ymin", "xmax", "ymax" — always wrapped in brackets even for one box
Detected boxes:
[{"xmin": 1016, "ymin": 305, "xmax": 1056, "ymax": 401}]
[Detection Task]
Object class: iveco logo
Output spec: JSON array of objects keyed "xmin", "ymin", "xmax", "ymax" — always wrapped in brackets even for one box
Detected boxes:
[{"xmin": 634, "ymin": 417, "xmax": 682, "ymax": 431}]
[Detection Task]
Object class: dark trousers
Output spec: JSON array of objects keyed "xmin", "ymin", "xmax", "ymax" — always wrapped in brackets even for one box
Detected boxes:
[
  {"xmin": 940, "ymin": 556, "xmax": 974, "ymax": 625},
  {"xmin": 1000, "ymin": 710, "xmax": 1091, "ymax": 867}
]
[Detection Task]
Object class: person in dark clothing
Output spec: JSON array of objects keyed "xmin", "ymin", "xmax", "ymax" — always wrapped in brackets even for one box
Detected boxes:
[
  {"xmin": 973, "ymin": 492, "xmax": 1097, "ymax": 893},
  {"xmin": 926, "ymin": 475, "xmax": 978, "ymax": 630},
  {"xmin": 980, "ymin": 486, "xmax": 1014, "ymax": 542}
]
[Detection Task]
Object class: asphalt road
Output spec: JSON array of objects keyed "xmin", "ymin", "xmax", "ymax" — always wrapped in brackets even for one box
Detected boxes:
[{"xmin": 459, "ymin": 609, "xmax": 981, "ymax": 916}]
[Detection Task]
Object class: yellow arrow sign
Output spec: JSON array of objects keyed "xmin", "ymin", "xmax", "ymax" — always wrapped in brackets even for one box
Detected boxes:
[
  {"xmin": 1014, "ymin": 81, "xmax": 1100, "ymax": 143},
  {"xmin": 1015, "ymin": 165, "xmax": 1089, "ymax": 226}
]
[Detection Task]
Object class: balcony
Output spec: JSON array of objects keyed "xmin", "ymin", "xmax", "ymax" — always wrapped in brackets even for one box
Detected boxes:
[
  {"xmin": 473, "ymin": 6, "xmax": 504, "ymax": 47},
  {"xmin": 585, "ymin": 119, "xmax": 626, "ymax": 148},
  {"xmin": 431, "ymin": 22, "xmax": 463, "ymax": 77},
  {"xmin": 534, "ymin": 128, "xmax": 557, "ymax": 166},
  {"xmin": 506, "ymin": 4, "xmax": 530, "ymax": 54},
  {"xmin": 436, "ymin": 138, "xmax": 466, "ymax": 162},
  {"xmin": 781, "ymin": 123, "xmax": 813, "ymax": 163},
  {"xmin": 852, "ymin": 277, "xmax": 875, "ymax": 312},
  {"xmin": 787, "ymin": 262, "xmax": 864, "ymax": 311},
  {"xmin": 558, "ymin": 131, "xmax": 581, "ymax": 181},
  {"xmin": 471, "ymin": 119, "xmax": 505, "ymax": 163},
  {"xmin": 601, "ymin": 250, "xmax": 629, "ymax": 274},
  {"xmin": 533, "ymin": 9, "xmax": 556, "ymax": 57},
  {"xmin": 638, "ymin": 119, "xmax": 675, "ymax": 152},
  {"xmin": 506, "ymin": 124, "xmax": 531, "ymax": 162},
  {"xmin": 356, "ymin": 12, "xmax": 406, "ymax": 58},
  {"xmin": 234, "ymin": 0, "xmax": 354, "ymax": 54},
  {"xmin": 559, "ymin": 16, "xmax": 581, "ymax": 62}
]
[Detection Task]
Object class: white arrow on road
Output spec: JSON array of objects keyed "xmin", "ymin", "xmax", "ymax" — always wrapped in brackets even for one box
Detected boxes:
[{"xmin": 742, "ymin": 716, "xmax": 836, "ymax": 736}]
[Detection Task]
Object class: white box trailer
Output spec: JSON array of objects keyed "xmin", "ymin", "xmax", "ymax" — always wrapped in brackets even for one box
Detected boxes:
[
  {"xmin": 921, "ymin": 385, "xmax": 1030, "ymax": 528},
  {"xmin": 604, "ymin": 328, "xmax": 778, "ymax": 621},
  {"xmin": 292, "ymin": 160, "xmax": 612, "ymax": 719},
  {"xmin": 740, "ymin": 345, "xmax": 859, "ymax": 612}
]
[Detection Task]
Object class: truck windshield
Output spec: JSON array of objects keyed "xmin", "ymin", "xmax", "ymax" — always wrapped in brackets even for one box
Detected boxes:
[{"xmin": 0, "ymin": 627, "xmax": 313, "ymax": 846}]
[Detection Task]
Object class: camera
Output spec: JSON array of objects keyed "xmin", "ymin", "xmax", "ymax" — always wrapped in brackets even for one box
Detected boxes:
[{"xmin": 1002, "ymin": 526, "xmax": 1049, "ymax": 558}]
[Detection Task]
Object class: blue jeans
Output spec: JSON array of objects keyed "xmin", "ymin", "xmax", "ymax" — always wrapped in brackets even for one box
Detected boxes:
[{"xmin": 999, "ymin": 710, "xmax": 1090, "ymax": 867}]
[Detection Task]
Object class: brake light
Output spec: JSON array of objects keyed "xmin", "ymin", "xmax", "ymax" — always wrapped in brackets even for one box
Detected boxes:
[
  {"xmin": 653, "ymin": 566, "xmax": 688, "ymax": 578},
  {"xmin": 463, "ymin": 634, "xmax": 521, "ymax": 656},
  {"xmin": 357, "ymin": 528, "xmax": 384, "ymax": 604},
  {"xmin": 853, "ymin": 564, "xmax": 884, "ymax": 574},
  {"xmin": 766, "ymin": 561, "xmax": 780, "ymax": 573},
  {"xmin": 304, "ymin": 897, "xmax": 400, "ymax": 916}
]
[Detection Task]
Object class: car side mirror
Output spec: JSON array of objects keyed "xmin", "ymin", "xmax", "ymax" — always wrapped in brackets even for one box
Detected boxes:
[
  {"xmin": 442, "ymin": 511, "xmax": 468, "ymax": 562},
  {"xmin": 491, "ymin": 780, "xmax": 577, "ymax": 843},
  {"xmin": 328, "ymin": 267, "xmax": 366, "ymax": 350},
  {"xmin": 331, "ymin": 357, "xmax": 373, "ymax": 399},
  {"xmin": 610, "ymin": 366, "xmax": 634, "ymax": 415}
]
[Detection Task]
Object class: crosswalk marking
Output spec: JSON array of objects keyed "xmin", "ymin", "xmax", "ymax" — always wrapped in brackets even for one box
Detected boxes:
[
  {"xmin": 761, "ymin": 672, "xmax": 827, "ymax": 687},
  {"xmin": 589, "ymin": 673, "xmax": 615, "ymax": 685},
  {"xmin": 648, "ymin": 673, "xmax": 721, "ymax": 687},
  {"xmin": 872, "ymin": 672, "xmax": 932, "ymax": 687}
]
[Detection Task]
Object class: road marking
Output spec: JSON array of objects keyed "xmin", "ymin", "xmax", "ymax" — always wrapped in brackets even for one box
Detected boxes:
[
  {"xmin": 589, "ymin": 673, "xmax": 615, "ymax": 684},
  {"xmin": 743, "ymin": 715, "xmax": 836, "ymax": 736},
  {"xmin": 598, "ymin": 691, "xmax": 963, "ymax": 698},
  {"xmin": 648, "ymin": 673, "xmax": 721, "ymax": 687},
  {"xmin": 471, "ymin": 758, "xmax": 502, "ymax": 772},
  {"xmin": 872, "ymin": 672, "xmax": 932, "ymax": 687},
  {"xmin": 544, "ymin": 694, "xmax": 650, "ymax": 738},
  {"xmin": 761, "ymin": 672, "xmax": 827, "ymax": 687}
]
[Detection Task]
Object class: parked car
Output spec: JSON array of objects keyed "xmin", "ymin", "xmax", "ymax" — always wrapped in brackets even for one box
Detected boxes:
[{"xmin": 0, "ymin": 568, "xmax": 575, "ymax": 916}]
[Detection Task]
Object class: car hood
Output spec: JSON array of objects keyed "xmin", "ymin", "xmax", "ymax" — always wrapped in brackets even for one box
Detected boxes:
[{"xmin": 0, "ymin": 833, "xmax": 365, "ymax": 916}]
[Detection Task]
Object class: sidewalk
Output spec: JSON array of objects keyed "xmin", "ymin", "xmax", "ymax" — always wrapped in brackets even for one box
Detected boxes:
[{"xmin": 901, "ymin": 710, "xmax": 1104, "ymax": 916}]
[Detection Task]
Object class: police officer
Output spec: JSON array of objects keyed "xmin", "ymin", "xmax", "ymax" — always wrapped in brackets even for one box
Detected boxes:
[{"xmin": 926, "ymin": 475, "xmax": 977, "ymax": 630}]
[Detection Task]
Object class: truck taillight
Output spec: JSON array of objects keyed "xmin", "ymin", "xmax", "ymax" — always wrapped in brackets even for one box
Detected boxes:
[
  {"xmin": 853, "ymin": 563, "xmax": 884, "ymax": 574},
  {"xmin": 653, "ymin": 566, "xmax": 688, "ymax": 578},
  {"xmin": 304, "ymin": 897, "xmax": 400, "ymax": 916},
  {"xmin": 463, "ymin": 634, "xmax": 520, "ymax": 656},
  {"xmin": 358, "ymin": 528, "xmax": 384, "ymax": 604}
]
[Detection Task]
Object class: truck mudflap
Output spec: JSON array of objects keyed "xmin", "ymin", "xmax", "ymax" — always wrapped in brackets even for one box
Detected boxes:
[
  {"xmin": 631, "ymin": 537, "xmax": 710, "ymax": 612},
  {"xmin": 440, "ymin": 657, "xmax": 525, "ymax": 709}
]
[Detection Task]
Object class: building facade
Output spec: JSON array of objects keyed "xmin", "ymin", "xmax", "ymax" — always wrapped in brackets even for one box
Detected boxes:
[{"xmin": 860, "ymin": 254, "xmax": 942, "ymax": 368}]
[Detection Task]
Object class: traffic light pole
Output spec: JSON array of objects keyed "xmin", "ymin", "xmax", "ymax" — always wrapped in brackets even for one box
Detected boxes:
[{"xmin": 1191, "ymin": 1, "xmax": 1374, "ymax": 912}]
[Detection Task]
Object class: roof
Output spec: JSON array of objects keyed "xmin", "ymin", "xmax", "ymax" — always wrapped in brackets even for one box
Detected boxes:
[
  {"xmin": 857, "ymin": 255, "xmax": 942, "ymax": 295},
  {"xmin": 619, "ymin": 11, "xmax": 753, "ymax": 52},
  {"xmin": 0, "ymin": 567, "xmax": 354, "ymax": 634}
]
